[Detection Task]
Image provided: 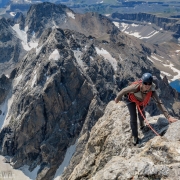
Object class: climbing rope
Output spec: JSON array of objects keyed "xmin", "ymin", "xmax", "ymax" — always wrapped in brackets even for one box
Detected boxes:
[
  {"xmin": 128, "ymin": 91, "xmax": 160, "ymax": 136},
  {"xmin": 137, "ymin": 105, "xmax": 160, "ymax": 136}
]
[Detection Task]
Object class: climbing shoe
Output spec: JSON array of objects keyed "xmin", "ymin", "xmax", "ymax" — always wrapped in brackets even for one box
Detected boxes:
[
  {"xmin": 132, "ymin": 136, "xmax": 139, "ymax": 146},
  {"xmin": 140, "ymin": 125, "xmax": 149, "ymax": 133}
]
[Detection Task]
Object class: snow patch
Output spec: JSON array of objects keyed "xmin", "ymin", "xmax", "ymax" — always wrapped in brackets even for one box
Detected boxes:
[
  {"xmin": 0, "ymin": 155, "xmax": 37, "ymax": 180},
  {"xmin": 31, "ymin": 70, "xmax": 37, "ymax": 88},
  {"xmin": 157, "ymin": 54, "xmax": 164, "ymax": 59},
  {"xmin": 24, "ymin": 0, "xmax": 32, "ymax": 2},
  {"xmin": 151, "ymin": 55, "xmax": 163, "ymax": 62},
  {"xmin": 149, "ymin": 55, "xmax": 180, "ymax": 82},
  {"xmin": 25, "ymin": 26, "xmax": 28, "ymax": 32},
  {"xmin": 49, "ymin": 49, "xmax": 60, "ymax": 61},
  {"xmin": 67, "ymin": 12, "xmax": 75, "ymax": 19},
  {"xmin": 125, "ymin": 31, "xmax": 141, "ymax": 38},
  {"xmin": 52, "ymin": 20, "xmax": 59, "ymax": 28},
  {"xmin": 113, "ymin": 22, "xmax": 119, "ymax": 28},
  {"xmin": 84, "ymin": 45, "xmax": 88, "ymax": 51},
  {"xmin": 19, "ymin": 165, "xmax": 40, "ymax": 180},
  {"xmin": 0, "ymin": 94, "xmax": 15, "ymax": 129},
  {"xmin": 175, "ymin": 50, "xmax": 180, "ymax": 53},
  {"xmin": 120, "ymin": 23, "xmax": 129, "ymax": 32},
  {"xmin": 119, "ymin": 54, "xmax": 123, "ymax": 61},
  {"xmin": 119, "ymin": 22, "xmax": 159, "ymax": 39},
  {"xmin": 0, "ymin": 99, "xmax": 9, "ymax": 129},
  {"xmin": 125, "ymin": 30, "xmax": 158, "ymax": 39},
  {"xmin": 147, "ymin": 57, "xmax": 154, "ymax": 63},
  {"xmin": 161, "ymin": 71, "xmax": 171, "ymax": 77},
  {"xmin": 131, "ymin": 23, "xmax": 139, "ymax": 27},
  {"xmin": 36, "ymin": 45, "xmax": 42, "ymax": 55},
  {"xmin": 160, "ymin": 74, "xmax": 164, "ymax": 80},
  {"xmin": 95, "ymin": 47, "xmax": 117, "ymax": 71},
  {"xmin": 90, "ymin": 56, "xmax": 94, "ymax": 60},
  {"xmin": 12, "ymin": 24, "xmax": 38, "ymax": 51},
  {"xmin": 5, "ymin": 74, "xmax": 9, "ymax": 78},
  {"xmin": 163, "ymin": 63, "xmax": 180, "ymax": 81},
  {"xmin": 10, "ymin": 12, "xmax": 16, "ymax": 16},
  {"xmin": 140, "ymin": 30, "xmax": 159, "ymax": 39},
  {"xmin": 73, "ymin": 50, "xmax": 84, "ymax": 68},
  {"xmin": 27, "ymin": 42, "xmax": 38, "ymax": 50},
  {"xmin": 13, "ymin": 74, "xmax": 23, "ymax": 87},
  {"xmin": 46, "ymin": 75, "xmax": 50, "ymax": 82},
  {"xmin": 53, "ymin": 142, "xmax": 77, "ymax": 179},
  {"xmin": 12, "ymin": 24, "xmax": 27, "ymax": 43}
]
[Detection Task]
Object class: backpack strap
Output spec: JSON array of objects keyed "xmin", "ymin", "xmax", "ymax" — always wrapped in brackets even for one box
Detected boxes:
[
  {"xmin": 130, "ymin": 80, "xmax": 142, "ymax": 93},
  {"xmin": 128, "ymin": 79, "xmax": 152, "ymax": 106}
]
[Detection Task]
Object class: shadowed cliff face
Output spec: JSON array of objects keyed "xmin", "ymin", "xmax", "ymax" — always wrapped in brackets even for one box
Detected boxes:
[
  {"xmin": 0, "ymin": 75, "xmax": 11, "ymax": 105},
  {"xmin": 64, "ymin": 101, "xmax": 180, "ymax": 180},
  {"xmin": 0, "ymin": 28, "xmax": 118, "ymax": 180},
  {"xmin": 0, "ymin": 18, "xmax": 24, "ymax": 76}
]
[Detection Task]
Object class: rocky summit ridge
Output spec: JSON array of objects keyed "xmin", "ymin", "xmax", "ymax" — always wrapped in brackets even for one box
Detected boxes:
[
  {"xmin": 0, "ymin": 2, "xmax": 179, "ymax": 180},
  {"xmin": 63, "ymin": 101, "xmax": 180, "ymax": 180}
]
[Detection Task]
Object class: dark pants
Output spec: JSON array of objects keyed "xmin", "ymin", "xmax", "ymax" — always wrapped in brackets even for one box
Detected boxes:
[{"xmin": 127, "ymin": 102, "xmax": 145, "ymax": 137}]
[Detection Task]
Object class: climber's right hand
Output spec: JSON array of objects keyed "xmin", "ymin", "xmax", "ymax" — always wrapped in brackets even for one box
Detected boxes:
[{"xmin": 114, "ymin": 98, "xmax": 119, "ymax": 103}]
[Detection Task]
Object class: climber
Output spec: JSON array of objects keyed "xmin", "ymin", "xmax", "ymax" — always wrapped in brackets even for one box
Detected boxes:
[{"xmin": 114, "ymin": 73, "xmax": 178, "ymax": 145}]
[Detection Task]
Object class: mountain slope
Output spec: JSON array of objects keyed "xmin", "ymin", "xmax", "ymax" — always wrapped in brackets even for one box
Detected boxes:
[{"xmin": 111, "ymin": 13, "xmax": 180, "ymax": 83}]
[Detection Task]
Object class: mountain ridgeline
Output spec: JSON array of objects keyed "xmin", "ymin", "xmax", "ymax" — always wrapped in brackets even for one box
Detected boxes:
[
  {"xmin": 0, "ymin": 2, "xmax": 179, "ymax": 180},
  {"xmin": 112, "ymin": 12, "xmax": 180, "ymax": 38},
  {"xmin": 25, "ymin": 2, "xmax": 119, "ymax": 41}
]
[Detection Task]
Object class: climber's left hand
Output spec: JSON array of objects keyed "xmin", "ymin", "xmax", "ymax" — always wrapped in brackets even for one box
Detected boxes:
[{"xmin": 168, "ymin": 116, "xmax": 178, "ymax": 123}]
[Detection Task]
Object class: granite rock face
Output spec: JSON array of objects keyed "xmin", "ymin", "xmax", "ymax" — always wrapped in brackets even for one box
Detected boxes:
[{"xmin": 65, "ymin": 101, "xmax": 180, "ymax": 180}]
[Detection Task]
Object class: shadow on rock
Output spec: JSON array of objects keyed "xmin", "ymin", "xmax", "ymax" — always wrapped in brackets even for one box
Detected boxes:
[{"xmin": 140, "ymin": 117, "xmax": 169, "ymax": 145}]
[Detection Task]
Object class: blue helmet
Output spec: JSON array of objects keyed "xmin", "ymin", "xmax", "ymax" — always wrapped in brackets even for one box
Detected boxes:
[{"xmin": 141, "ymin": 73, "xmax": 153, "ymax": 83}]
